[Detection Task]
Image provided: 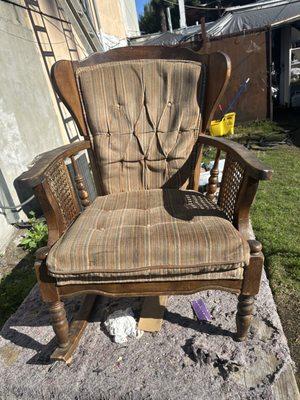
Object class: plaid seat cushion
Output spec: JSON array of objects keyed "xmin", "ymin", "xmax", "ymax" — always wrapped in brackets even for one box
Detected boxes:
[{"xmin": 46, "ymin": 189, "xmax": 250, "ymax": 286}]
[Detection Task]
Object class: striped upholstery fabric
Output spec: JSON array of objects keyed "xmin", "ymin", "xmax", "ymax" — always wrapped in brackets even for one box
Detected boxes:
[
  {"xmin": 76, "ymin": 59, "xmax": 203, "ymax": 194},
  {"xmin": 46, "ymin": 189, "xmax": 250, "ymax": 286}
]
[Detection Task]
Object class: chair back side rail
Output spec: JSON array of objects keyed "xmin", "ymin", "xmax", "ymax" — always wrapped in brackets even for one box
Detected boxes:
[
  {"xmin": 70, "ymin": 155, "xmax": 91, "ymax": 208},
  {"xmin": 206, "ymin": 149, "xmax": 221, "ymax": 201}
]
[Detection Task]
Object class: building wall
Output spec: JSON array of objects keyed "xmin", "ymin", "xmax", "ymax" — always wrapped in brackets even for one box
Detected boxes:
[
  {"xmin": 94, "ymin": 0, "xmax": 139, "ymax": 50},
  {"xmin": 0, "ymin": 2, "xmax": 66, "ymax": 250},
  {"xmin": 38, "ymin": 0, "xmax": 87, "ymax": 142},
  {"xmin": 197, "ymin": 31, "xmax": 268, "ymax": 122},
  {"xmin": 0, "ymin": 0, "xmax": 138, "ymax": 250},
  {"xmin": 95, "ymin": 0, "xmax": 127, "ymax": 50},
  {"xmin": 119, "ymin": 0, "xmax": 140, "ymax": 38},
  {"xmin": 39, "ymin": 0, "xmax": 86, "ymax": 61}
]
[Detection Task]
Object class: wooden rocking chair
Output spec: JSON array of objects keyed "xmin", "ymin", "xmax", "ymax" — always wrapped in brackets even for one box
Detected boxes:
[{"xmin": 20, "ymin": 46, "xmax": 272, "ymax": 363}]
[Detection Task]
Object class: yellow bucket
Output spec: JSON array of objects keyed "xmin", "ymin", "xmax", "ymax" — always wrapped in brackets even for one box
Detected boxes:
[{"xmin": 210, "ymin": 112, "xmax": 236, "ymax": 137}]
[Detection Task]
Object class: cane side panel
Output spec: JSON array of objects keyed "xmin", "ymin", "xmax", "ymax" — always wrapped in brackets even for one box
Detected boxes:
[
  {"xmin": 44, "ymin": 160, "xmax": 80, "ymax": 229},
  {"xmin": 218, "ymin": 154, "xmax": 245, "ymax": 221}
]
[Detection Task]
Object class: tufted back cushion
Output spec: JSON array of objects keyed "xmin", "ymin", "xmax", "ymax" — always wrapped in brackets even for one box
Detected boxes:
[{"xmin": 76, "ymin": 59, "xmax": 203, "ymax": 194}]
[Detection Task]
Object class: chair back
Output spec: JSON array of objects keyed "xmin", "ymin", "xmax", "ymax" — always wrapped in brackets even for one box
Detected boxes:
[{"xmin": 51, "ymin": 47, "xmax": 231, "ymax": 195}]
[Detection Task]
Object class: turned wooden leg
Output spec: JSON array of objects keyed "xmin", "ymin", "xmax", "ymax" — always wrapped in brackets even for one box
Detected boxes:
[
  {"xmin": 236, "ymin": 294, "xmax": 254, "ymax": 342},
  {"xmin": 235, "ymin": 240, "xmax": 263, "ymax": 341},
  {"xmin": 48, "ymin": 301, "xmax": 69, "ymax": 348}
]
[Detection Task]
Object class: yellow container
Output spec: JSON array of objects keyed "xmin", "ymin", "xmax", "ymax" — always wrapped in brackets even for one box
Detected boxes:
[{"xmin": 210, "ymin": 112, "xmax": 236, "ymax": 137}]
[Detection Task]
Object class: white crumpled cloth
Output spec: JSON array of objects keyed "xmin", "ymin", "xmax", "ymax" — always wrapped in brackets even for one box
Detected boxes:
[{"xmin": 104, "ymin": 307, "xmax": 143, "ymax": 344}]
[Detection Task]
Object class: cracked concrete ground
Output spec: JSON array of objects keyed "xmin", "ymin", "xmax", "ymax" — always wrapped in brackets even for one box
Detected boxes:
[{"xmin": 0, "ymin": 269, "xmax": 299, "ymax": 400}]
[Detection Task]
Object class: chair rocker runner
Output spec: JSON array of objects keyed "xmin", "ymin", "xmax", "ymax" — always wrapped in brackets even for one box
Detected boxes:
[{"xmin": 20, "ymin": 46, "xmax": 272, "ymax": 363}]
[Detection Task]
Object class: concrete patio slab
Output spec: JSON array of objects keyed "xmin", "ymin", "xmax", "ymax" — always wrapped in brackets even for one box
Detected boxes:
[{"xmin": 0, "ymin": 270, "xmax": 299, "ymax": 400}]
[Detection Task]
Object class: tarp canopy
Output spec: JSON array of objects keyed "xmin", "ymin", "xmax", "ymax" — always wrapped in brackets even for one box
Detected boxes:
[
  {"xmin": 131, "ymin": 24, "xmax": 203, "ymax": 46},
  {"xmin": 207, "ymin": 0, "xmax": 300, "ymax": 37},
  {"xmin": 130, "ymin": 0, "xmax": 300, "ymax": 46}
]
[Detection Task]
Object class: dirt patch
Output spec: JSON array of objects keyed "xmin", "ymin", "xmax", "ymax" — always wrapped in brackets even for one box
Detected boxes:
[
  {"xmin": 0, "ymin": 229, "xmax": 36, "ymax": 328},
  {"xmin": 0, "ymin": 229, "xmax": 29, "ymax": 279}
]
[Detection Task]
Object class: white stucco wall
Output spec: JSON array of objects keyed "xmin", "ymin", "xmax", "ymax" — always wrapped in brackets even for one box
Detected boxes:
[{"xmin": 0, "ymin": 2, "xmax": 65, "ymax": 251}]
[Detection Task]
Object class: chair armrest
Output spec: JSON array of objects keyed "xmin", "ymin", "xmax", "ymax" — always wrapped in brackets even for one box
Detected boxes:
[
  {"xmin": 198, "ymin": 134, "xmax": 273, "ymax": 241},
  {"xmin": 198, "ymin": 135, "xmax": 272, "ymax": 181},
  {"xmin": 19, "ymin": 140, "xmax": 91, "ymax": 246},
  {"xmin": 19, "ymin": 141, "xmax": 90, "ymax": 188}
]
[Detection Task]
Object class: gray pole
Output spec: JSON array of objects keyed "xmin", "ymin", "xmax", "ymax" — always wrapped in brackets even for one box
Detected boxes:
[
  {"xmin": 166, "ymin": 7, "xmax": 173, "ymax": 32},
  {"xmin": 178, "ymin": 0, "xmax": 186, "ymax": 28}
]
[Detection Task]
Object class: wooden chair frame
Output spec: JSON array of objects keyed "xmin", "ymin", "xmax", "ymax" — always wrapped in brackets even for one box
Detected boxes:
[{"xmin": 20, "ymin": 46, "xmax": 272, "ymax": 363}]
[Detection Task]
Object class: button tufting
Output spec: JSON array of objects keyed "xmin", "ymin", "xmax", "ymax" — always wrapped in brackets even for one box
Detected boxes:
[{"xmin": 167, "ymin": 101, "xmax": 172, "ymax": 107}]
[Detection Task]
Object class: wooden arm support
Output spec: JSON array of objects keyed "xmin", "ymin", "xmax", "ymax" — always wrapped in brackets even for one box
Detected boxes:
[
  {"xmin": 19, "ymin": 140, "xmax": 91, "ymax": 246},
  {"xmin": 198, "ymin": 135, "xmax": 272, "ymax": 181},
  {"xmin": 248, "ymin": 239, "xmax": 262, "ymax": 255},
  {"xmin": 197, "ymin": 135, "xmax": 273, "ymax": 243},
  {"xmin": 19, "ymin": 140, "xmax": 91, "ymax": 188}
]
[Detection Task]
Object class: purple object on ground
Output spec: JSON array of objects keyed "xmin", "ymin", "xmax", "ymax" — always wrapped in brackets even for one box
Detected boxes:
[{"xmin": 191, "ymin": 298, "xmax": 212, "ymax": 321}]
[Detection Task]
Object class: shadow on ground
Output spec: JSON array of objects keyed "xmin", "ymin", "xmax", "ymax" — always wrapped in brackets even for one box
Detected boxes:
[{"xmin": 0, "ymin": 290, "xmax": 235, "ymax": 366}]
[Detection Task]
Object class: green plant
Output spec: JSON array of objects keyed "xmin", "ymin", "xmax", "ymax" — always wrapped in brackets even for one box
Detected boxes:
[{"xmin": 20, "ymin": 211, "xmax": 48, "ymax": 253}]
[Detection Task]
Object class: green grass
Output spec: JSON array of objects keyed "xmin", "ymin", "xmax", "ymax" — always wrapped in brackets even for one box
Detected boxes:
[
  {"xmin": 229, "ymin": 120, "xmax": 300, "ymax": 296},
  {"xmin": 251, "ymin": 146, "xmax": 300, "ymax": 295},
  {"xmin": 250, "ymin": 142, "xmax": 300, "ymax": 384},
  {"xmin": 203, "ymin": 120, "xmax": 286, "ymax": 164},
  {"xmin": 233, "ymin": 120, "xmax": 285, "ymax": 144},
  {"xmin": 204, "ymin": 120, "xmax": 300, "ymax": 298}
]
